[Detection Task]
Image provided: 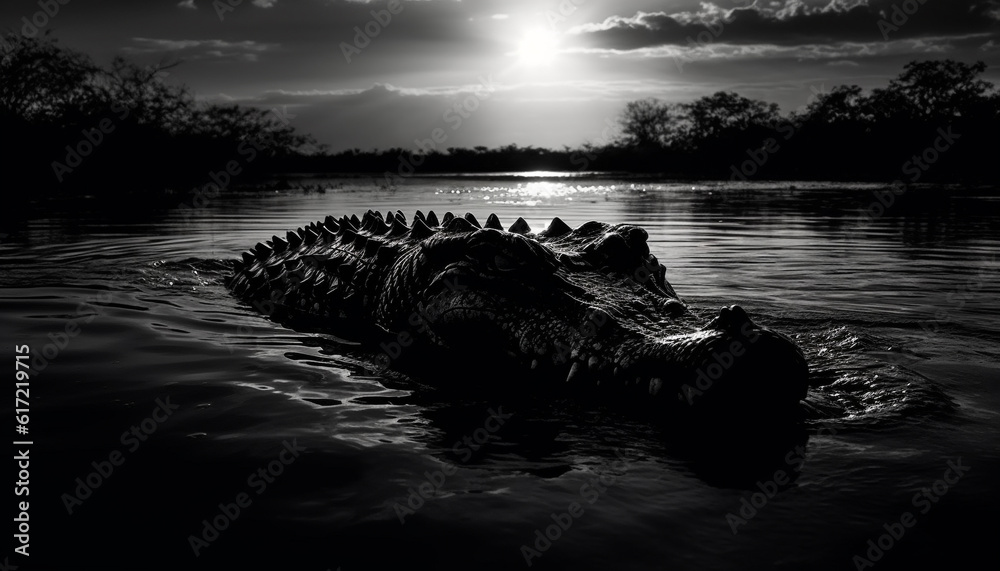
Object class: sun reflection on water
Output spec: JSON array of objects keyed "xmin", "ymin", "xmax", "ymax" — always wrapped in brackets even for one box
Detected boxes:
[{"xmin": 435, "ymin": 181, "xmax": 633, "ymax": 206}]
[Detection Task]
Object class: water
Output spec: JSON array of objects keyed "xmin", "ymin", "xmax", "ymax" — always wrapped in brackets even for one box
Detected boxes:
[{"xmin": 2, "ymin": 177, "xmax": 998, "ymax": 570}]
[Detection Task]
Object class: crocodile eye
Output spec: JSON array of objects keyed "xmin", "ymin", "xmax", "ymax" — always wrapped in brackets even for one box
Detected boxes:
[{"xmin": 494, "ymin": 254, "xmax": 521, "ymax": 272}]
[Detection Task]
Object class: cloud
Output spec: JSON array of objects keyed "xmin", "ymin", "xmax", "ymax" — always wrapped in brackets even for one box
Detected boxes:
[
  {"xmin": 568, "ymin": 33, "xmax": 992, "ymax": 64},
  {"xmin": 569, "ymin": 1, "xmax": 1000, "ymax": 50},
  {"xmin": 175, "ymin": 0, "xmax": 275, "ymax": 12},
  {"xmin": 124, "ymin": 38, "xmax": 279, "ymax": 62},
  {"xmin": 561, "ymin": 31, "xmax": 998, "ymax": 77},
  {"xmin": 247, "ymin": 79, "xmax": 507, "ymax": 103}
]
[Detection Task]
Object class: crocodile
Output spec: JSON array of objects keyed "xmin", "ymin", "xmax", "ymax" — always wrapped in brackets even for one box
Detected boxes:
[{"xmin": 227, "ymin": 210, "xmax": 809, "ymax": 420}]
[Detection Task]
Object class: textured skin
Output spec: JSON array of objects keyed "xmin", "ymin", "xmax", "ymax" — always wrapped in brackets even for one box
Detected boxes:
[{"xmin": 227, "ymin": 210, "xmax": 809, "ymax": 417}]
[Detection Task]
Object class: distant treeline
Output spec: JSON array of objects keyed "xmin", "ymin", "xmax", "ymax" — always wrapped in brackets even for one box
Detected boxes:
[
  {"xmin": 1, "ymin": 33, "xmax": 317, "ymax": 195},
  {"xmin": 3, "ymin": 34, "xmax": 999, "ymax": 197},
  {"xmin": 293, "ymin": 59, "xmax": 1000, "ymax": 185}
]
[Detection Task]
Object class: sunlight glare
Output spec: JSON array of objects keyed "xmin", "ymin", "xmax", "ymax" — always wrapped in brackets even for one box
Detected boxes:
[{"xmin": 512, "ymin": 28, "xmax": 561, "ymax": 66}]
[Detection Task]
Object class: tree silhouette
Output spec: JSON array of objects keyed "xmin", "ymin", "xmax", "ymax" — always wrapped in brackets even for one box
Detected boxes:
[
  {"xmin": 617, "ymin": 98, "xmax": 678, "ymax": 148},
  {"xmin": 1, "ymin": 33, "xmax": 318, "ymax": 194},
  {"xmin": 887, "ymin": 60, "xmax": 993, "ymax": 120},
  {"xmin": 0, "ymin": 32, "xmax": 99, "ymax": 125},
  {"xmin": 799, "ymin": 85, "xmax": 868, "ymax": 126},
  {"xmin": 681, "ymin": 91, "xmax": 780, "ymax": 147},
  {"xmin": 3, "ymin": 35, "xmax": 1000, "ymax": 192}
]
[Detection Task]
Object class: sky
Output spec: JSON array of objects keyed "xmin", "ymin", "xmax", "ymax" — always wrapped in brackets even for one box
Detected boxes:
[{"xmin": 3, "ymin": 0, "xmax": 999, "ymax": 152}]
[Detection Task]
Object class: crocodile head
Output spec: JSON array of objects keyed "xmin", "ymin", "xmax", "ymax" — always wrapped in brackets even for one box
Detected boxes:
[{"xmin": 228, "ymin": 210, "xmax": 809, "ymax": 420}]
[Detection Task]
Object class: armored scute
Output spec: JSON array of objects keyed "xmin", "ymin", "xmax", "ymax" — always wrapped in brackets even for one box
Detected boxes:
[{"xmin": 228, "ymin": 210, "xmax": 808, "ymax": 420}]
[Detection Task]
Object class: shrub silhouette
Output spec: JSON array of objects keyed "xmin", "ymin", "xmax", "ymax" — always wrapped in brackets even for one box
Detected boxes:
[
  {"xmin": 1, "ymin": 33, "xmax": 318, "ymax": 194},
  {"xmin": 3, "ymin": 34, "xmax": 998, "ymax": 190}
]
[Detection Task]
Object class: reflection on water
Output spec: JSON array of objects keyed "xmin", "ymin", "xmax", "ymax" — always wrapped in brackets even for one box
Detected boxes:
[{"xmin": 2, "ymin": 177, "xmax": 999, "ymax": 570}]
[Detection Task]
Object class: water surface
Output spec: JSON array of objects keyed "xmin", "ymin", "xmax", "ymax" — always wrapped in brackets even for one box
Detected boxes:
[{"xmin": 2, "ymin": 177, "xmax": 998, "ymax": 570}]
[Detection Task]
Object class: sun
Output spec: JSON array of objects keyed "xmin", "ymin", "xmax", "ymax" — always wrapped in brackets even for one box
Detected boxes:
[{"xmin": 512, "ymin": 27, "xmax": 561, "ymax": 66}]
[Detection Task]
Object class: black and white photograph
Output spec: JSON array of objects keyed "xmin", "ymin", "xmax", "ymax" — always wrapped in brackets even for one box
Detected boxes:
[{"xmin": 2, "ymin": 0, "xmax": 999, "ymax": 569}]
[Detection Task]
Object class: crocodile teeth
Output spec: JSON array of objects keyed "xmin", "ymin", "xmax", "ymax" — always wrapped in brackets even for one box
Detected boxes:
[
  {"xmin": 649, "ymin": 378, "xmax": 664, "ymax": 396},
  {"xmin": 566, "ymin": 361, "xmax": 584, "ymax": 383}
]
